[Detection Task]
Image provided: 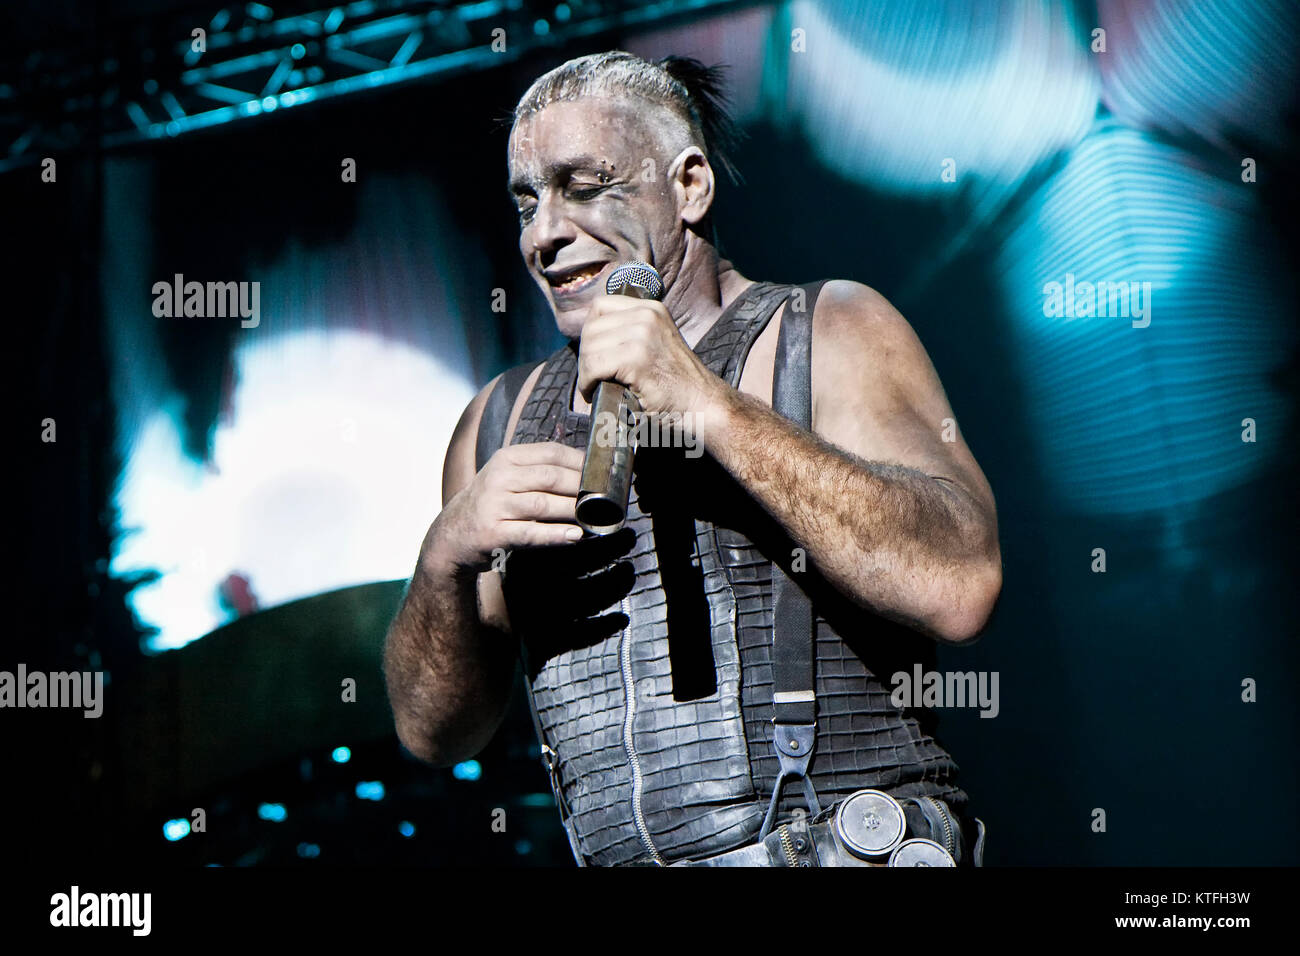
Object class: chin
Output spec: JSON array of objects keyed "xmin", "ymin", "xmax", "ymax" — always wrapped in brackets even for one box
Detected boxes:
[
  {"xmin": 545, "ymin": 294, "xmax": 593, "ymax": 340},
  {"xmin": 553, "ymin": 311, "xmax": 585, "ymax": 342}
]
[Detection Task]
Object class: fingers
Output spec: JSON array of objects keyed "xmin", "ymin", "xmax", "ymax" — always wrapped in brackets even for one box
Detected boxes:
[
  {"xmin": 500, "ymin": 490, "xmax": 577, "ymax": 522},
  {"xmin": 577, "ymin": 299, "xmax": 665, "ymax": 400},
  {"xmin": 501, "ymin": 462, "xmax": 581, "ymax": 496},
  {"xmin": 477, "ymin": 442, "xmax": 585, "ymax": 552},
  {"xmin": 499, "ymin": 519, "xmax": 583, "ymax": 548},
  {"xmin": 576, "ymin": 331, "xmax": 645, "ymax": 401},
  {"xmin": 497, "ymin": 441, "xmax": 584, "ymax": 470},
  {"xmin": 490, "ymin": 444, "xmax": 583, "ymax": 500}
]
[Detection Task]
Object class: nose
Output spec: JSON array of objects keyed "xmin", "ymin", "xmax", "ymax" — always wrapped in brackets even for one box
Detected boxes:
[{"xmin": 526, "ymin": 191, "xmax": 577, "ymax": 268}]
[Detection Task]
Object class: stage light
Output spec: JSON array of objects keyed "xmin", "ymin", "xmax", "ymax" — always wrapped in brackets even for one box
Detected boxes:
[
  {"xmin": 993, "ymin": 120, "xmax": 1294, "ymax": 515},
  {"xmin": 355, "ymin": 781, "xmax": 385, "ymax": 801},
  {"xmin": 331, "ymin": 746, "xmax": 352, "ymax": 764},
  {"xmin": 1099, "ymin": 0, "xmax": 1300, "ymax": 150},
  {"xmin": 257, "ymin": 802, "xmax": 288, "ymax": 822},
  {"xmin": 398, "ymin": 821, "xmax": 416, "ymax": 838},
  {"xmin": 163, "ymin": 818, "xmax": 191, "ymax": 841},
  {"xmin": 110, "ymin": 329, "xmax": 475, "ymax": 652},
  {"xmin": 296, "ymin": 842, "xmax": 321, "ymax": 859},
  {"xmin": 785, "ymin": 0, "xmax": 1098, "ymax": 211},
  {"xmin": 452, "ymin": 760, "xmax": 481, "ymax": 781}
]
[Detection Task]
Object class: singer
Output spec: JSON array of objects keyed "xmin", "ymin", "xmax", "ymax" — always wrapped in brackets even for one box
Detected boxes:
[{"xmin": 384, "ymin": 51, "xmax": 1002, "ymax": 866}]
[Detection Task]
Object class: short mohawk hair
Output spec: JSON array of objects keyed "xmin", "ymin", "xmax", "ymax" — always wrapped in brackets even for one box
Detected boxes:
[{"xmin": 513, "ymin": 50, "xmax": 745, "ymax": 185}]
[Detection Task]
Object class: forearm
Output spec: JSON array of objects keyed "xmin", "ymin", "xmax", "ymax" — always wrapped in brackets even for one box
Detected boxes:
[
  {"xmin": 383, "ymin": 522, "xmax": 517, "ymax": 766},
  {"xmin": 703, "ymin": 386, "xmax": 1000, "ymax": 641}
]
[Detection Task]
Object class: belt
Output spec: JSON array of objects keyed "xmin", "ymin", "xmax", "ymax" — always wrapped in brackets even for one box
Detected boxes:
[{"xmin": 671, "ymin": 792, "xmax": 987, "ymax": 868}]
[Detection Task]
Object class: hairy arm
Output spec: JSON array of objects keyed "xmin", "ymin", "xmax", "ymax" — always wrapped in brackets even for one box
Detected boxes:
[
  {"xmin": 382, "ymin": 378, "xmax": 516, "ymax": 766},
  {"xmin": 708, "ymin": 281, "xmax": 1001, "ymax": 643}
]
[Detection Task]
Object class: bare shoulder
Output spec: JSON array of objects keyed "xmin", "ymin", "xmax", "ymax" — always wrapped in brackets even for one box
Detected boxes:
[
  {"xmin": 442, "ymin": 374, "xmax": 502, "ymax": 506},
  {"xmin": 808, "ymin": 280, "xmax": 964, "ymax": 464},
  {"xmin": 443, "ymin": 363, "xmax": 544, "ymax": 502},
  {"xmin": 813, "ymin": 280, "xmax": 929, "ymax": 364},
  {"xmin": 739, "ymin": 279, "xmax": 927, "ymax": 406}
]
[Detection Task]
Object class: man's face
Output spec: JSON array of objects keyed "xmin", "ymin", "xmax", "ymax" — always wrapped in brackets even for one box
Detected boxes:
[{"xmin": 508, "ymin": 96, "xmax": 682, "ymax": 338}]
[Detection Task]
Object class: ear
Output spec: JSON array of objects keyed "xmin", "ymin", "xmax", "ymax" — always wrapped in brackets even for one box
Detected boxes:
[{"xmin": 667, "ymin": 146, "xmax": 715, "ymax": 226}]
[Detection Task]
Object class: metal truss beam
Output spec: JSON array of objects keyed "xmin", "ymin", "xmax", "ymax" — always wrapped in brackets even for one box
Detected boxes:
[{"xmin": 1, "ymin": 0, "xmax": 746, "ymax": 174}]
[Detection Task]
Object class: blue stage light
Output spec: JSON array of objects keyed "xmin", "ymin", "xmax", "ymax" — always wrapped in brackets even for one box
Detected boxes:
[
  {"xmin": 163, "ymin": 818, "xmax": 191, "ymax": 841},
  {"xmin": 785, "ymin": 0, "xmax": 1097, "ymax": 208},
  {"xmin": 398, "ymin": 821, "xmax": 416, "ymax": 838},
  {"xmin": 257, "ymin": 802, "xmax": 288, "ymax": 822},
  {"xmin": 331, "ymin": 746, "xmax": 351, "ymax": 764},
  {"xmin": 1100, "ymin": 0, "xmax": 1300, "ymax": 151},
  {"xmin": 355, "ymin": 781, "xmax": 385, "ymax": 801},
  {"xmin": 452, "ymin": 760, "xmax": 481, "ymax": 781},
  {"xmin": 993, "ymin": 120, "xmax": 1295, "ymax": 515}
]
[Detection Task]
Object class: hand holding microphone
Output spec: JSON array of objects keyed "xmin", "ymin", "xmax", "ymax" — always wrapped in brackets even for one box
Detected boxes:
[{"xmin": 575, "ymin": 262, "xmax": 665, "ymax": 535}]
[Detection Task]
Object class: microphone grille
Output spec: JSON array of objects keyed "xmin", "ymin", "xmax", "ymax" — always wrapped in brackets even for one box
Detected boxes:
[{"xmin": 606, "ymin": 261, "xmax": 664, "ymax": 301}]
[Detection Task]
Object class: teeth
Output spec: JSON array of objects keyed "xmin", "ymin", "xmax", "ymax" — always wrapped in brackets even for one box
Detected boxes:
[{"xmin": 555, "ymin": 265, "xmax": 602, "ymax": 289}]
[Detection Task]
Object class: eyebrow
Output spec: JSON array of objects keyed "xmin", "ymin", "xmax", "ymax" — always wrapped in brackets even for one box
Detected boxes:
[{"xmin": 507, "ymin": 154, "xmax": 612, "ymax": 197}]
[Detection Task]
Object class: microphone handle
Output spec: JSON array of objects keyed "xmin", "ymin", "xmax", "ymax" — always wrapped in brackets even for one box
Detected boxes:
[
  {"xmin": 575, "ymin": 282, "xmax": 655, "ymax": 535},
  {"xmin": 576, "ymin": 381, "xmax": 641, "ymax": 535}
]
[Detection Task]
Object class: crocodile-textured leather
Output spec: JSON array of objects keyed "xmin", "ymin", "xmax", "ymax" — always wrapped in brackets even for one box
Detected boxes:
[{"xmin": 502, "ymin": 280, "xmax": 966, "ymax": 866}]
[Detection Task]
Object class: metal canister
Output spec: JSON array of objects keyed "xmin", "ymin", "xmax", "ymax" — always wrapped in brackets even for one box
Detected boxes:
[
  {"xmin": 834, "ymin": 789, "xmax": 907, "ymax": 859},
  {"xmin": 888, "ymin": 838, "xmax": 957, "ymax": 867}
]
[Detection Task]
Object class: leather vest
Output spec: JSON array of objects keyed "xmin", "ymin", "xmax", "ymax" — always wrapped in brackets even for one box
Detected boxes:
[{"xmin": 498, "ymin": 280, "xmax": 966, "ymax": 866}]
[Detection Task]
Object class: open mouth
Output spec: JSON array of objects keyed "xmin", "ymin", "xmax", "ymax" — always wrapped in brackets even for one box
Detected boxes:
[{"xmin": 547, "ymin": 262, "xmax": 607, "ymax": 296}]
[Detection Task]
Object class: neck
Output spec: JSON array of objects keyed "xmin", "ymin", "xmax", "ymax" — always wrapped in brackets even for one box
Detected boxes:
[{"xmin": 663, "ymin": 231, "xmax": 752, "ymax": 348}]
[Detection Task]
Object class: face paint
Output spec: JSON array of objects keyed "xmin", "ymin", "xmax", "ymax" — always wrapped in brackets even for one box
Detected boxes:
[{"xmin": 507, "ymin": 97, "xmax": 687, "ymax": 338}]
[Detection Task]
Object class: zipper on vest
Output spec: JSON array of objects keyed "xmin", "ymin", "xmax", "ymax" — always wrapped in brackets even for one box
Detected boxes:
[
  {"xmin": 919, "ymin": 795, "xmax": 956, "ymax": 855},
  {"xmin": 619, "ymin": 595, "xmax": 664, "ymax": 865}
]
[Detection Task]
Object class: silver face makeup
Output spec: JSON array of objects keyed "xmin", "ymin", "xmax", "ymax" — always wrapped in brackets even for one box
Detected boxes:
[{"xmin": 508, "ymin": 97, "xmax": 684, "ymax": 338}]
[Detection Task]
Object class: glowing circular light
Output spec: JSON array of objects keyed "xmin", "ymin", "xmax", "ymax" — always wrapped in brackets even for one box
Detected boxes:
[
  {"xmin": 355, "ymin": 781, "xmax": 385, "ymax": 801},
  {"xmin": 163, "ymin": 818, "xmax": 191, "ymax": 841},
  {"xmin": 452, "ymin": 760, "xmax": 481, "ymax": 781},
  {"xmin": 257, "ymin": 802, "xmax": 288, "ymax": 822}
]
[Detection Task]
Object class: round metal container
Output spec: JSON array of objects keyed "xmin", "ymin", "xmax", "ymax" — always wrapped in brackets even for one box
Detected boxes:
[
  {"xmin": 888, "ymin": 838, "xmax": 957, "ymax": 867},
  {"xmin": 834, "ymin": 789, "xmax": 907, "ymax": 859}
]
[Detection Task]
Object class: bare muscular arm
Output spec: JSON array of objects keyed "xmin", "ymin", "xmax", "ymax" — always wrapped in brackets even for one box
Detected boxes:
[
  {"xmin": 576, "ymin": 279, "xmax": 1001, "ymax": 645},
  {"xmin": 711, "ymin": 281, "xmax": 1001, "ymax": 642}
]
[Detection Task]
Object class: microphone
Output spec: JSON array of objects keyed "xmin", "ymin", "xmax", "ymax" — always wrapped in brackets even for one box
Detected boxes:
[{"xmin": 575, "ymin": 261, "xmax": 665, "ymax": 535}]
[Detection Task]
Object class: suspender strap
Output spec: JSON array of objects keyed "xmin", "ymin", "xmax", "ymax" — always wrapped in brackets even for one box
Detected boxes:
[
  {"xmin": 474, "ymin": 362, "xmax": 540, "ymax": 473},
  {"xmin": 473, "ymin": 360, "xmax": 587, "ymax": 865},
  {"xmin": 759, "ymin": 280, "xmax": 829, "ymax": 840}
]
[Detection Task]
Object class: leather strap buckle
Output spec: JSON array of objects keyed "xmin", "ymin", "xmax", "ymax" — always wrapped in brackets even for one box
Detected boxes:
[{"xmin": 759, "ymin": 721, "xmax": 822, "ymax": 840}]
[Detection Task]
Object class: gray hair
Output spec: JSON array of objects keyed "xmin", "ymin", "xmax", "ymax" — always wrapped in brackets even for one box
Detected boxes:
[{"xmin": 512, "ymin": 50, "xmax": 743, "ymax": 184}]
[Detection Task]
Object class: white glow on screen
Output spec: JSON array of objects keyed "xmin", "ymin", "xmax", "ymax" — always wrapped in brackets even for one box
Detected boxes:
[
  {"xmin": 111, "ymin": 330, "xmax": 475, "ymax": 652},
  {"xmin": 787, "ymin": 0, "xmax": 1098, "ymax": 197}
]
